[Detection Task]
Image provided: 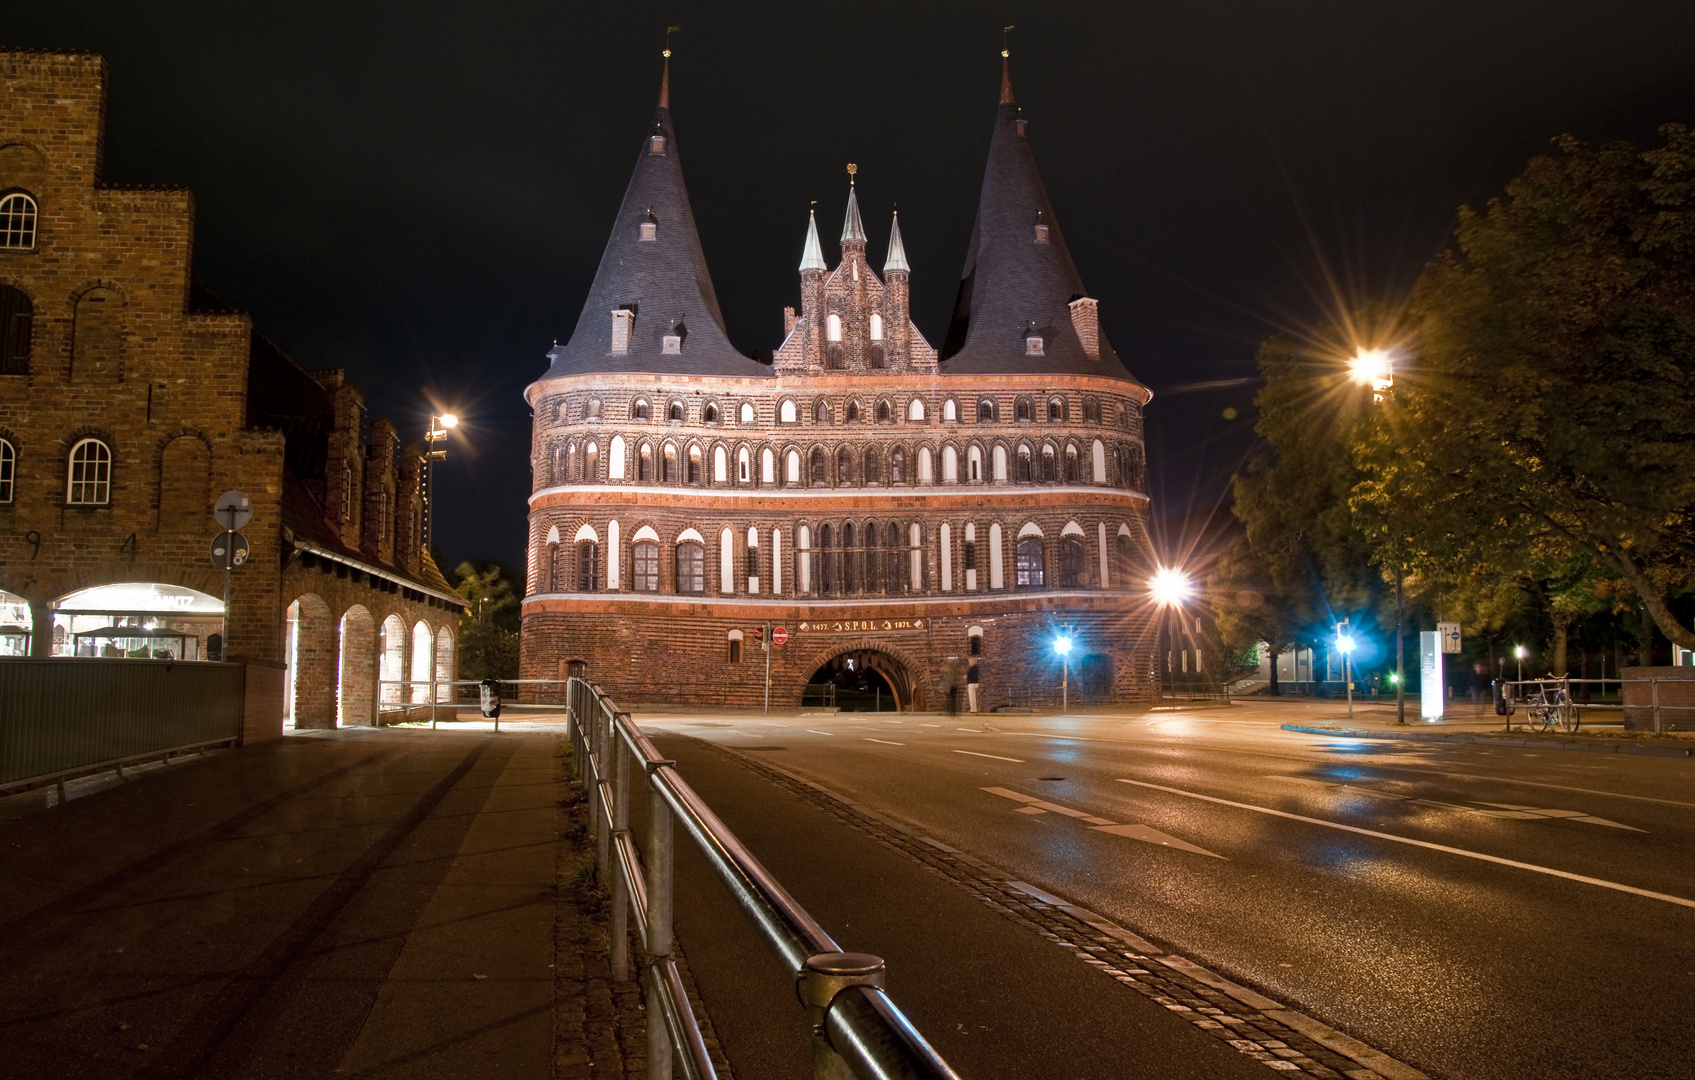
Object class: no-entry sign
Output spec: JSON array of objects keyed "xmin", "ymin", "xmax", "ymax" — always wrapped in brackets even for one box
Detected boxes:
[{"xmin": 772, "ymin": 626, "xmax": 789, "ymax": 646}]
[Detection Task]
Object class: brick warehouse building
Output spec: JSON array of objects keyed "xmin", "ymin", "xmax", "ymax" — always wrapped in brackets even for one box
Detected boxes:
[
  {"xmin": 522, "ymin": 58, "xmax": 1155, "ymax": 710},
  {"xmin": 0, "ymin": 50, "xmax": 462, "ymax": 731}
]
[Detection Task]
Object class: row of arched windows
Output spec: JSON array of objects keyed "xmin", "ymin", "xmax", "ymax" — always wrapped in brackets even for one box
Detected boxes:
[
  {"xmin": 538, "ymin": 436, "xmax": 1147, "ymax": 491},
  {"xmin": 537, "ymin": 519, "xmax": 1143, "ymax": 598},
  {"xmin": 542, "ymin": 391, "xmax": 1141, "ymax": 430},
  {"xmin": 0, "ymin": 436, "xmax": 111, "ymax": 505}
]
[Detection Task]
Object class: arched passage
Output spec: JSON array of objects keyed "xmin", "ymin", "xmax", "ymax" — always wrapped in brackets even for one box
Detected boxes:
[
  {"xmin": 410, "ymin": 621, "xmax": 433, "ymax": 703},
  {"xmin": 434, "ymin": 626, "xmax": 456, "ymax": 702},
  {"xmin": 806, "ymin": 648, "xmax": 918, "ymax": 712},
  {"xmin": 286, "ymin": 593, "xmax": 336, "ymax": 729},
  {"xmin": 338, "ymin": 605, "xmax": 376, "ymax": 727},
  {"xmin": 379, "ymin": 615, "xmax": 406, "ymax": 706}
]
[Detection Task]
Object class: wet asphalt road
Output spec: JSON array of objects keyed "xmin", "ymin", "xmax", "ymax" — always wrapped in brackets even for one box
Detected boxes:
[{"xmin": 645, "ymin": 705, "xmax": 1695, "ymax": 1080}]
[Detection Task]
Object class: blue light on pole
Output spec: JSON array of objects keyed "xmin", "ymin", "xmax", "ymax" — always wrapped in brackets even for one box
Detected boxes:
[
  {"xmin": 1337, "ymin": 627, "xmax": 1357, "ymax": 720},
  {"xmin": 1054, "ymin": 635, "xmax": 1073, "ymax": 711}
]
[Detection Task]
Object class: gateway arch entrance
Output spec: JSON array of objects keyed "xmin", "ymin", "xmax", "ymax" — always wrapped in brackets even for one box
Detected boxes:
[{"xmin": 806, "ymin": 649, "xmax": 917, "ymax": 712}]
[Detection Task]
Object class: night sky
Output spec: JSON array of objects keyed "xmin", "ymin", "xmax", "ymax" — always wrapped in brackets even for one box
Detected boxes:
[{"xmin": 11, "ymin": 2, "xmax": 1695, "ymax": 572}]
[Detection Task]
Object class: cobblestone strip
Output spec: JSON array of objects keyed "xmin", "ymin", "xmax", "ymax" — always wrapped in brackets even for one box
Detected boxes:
[
  {"xmin": 699, "ymin": 739, "xmax": 1432, "ymax": 1080},
  {"xmin": 554, "ymin": 739, "xmax": 735, "ymax": 1080}
]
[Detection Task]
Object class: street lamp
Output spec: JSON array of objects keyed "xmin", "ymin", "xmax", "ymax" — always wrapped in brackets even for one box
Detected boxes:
[
  {"xmin": 1147, "ymin": 566, "xmax": 1193, "ymax": 699},
  {"xmin": 1348, "ymin": 346, "xmax": 1407, "ymax": 725},
  {"xmin": 1336, "ymin": 626, "xmax": 1357, "ymax": 720},
  {"xmin": 1054, "ymin": 634, "xmax": 1073, "ymax": 712},
  {"xmin": 1514, "ymin": 644, "xmax": 1525, "ymax": 683},
  {"xmin": 425, "ymin": 412, "xmax": 458, "ymax": 551}
]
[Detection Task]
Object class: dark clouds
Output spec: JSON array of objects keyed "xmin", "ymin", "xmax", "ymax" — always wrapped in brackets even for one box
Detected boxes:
[{"xmin": 12, "ymin": 1, "xmax": 1695, "ymax": 567}]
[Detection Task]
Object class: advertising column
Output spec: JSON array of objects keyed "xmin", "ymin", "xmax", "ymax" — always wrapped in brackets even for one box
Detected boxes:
[{"xmin": 1420, "ymin": 630, "xmax": 1444, "ymax": 720}]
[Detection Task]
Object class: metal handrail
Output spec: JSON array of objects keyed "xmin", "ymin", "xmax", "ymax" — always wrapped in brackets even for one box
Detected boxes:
[{"xmin": 566, "ymin": 676, "xmax": 960, "ymax": 1080}]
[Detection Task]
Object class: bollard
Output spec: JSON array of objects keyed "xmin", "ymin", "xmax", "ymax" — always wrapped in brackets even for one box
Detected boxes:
[
  {"xmin": 797, "ymin": 952, "xmax": 887, "ymax": 1080},
  {"xmin": 646, "ymin": 760, "xmax": 676, "ymax": 1080},
  {"xmin": 609, "ymin": 731, "xmax": 631, "ymax": 983}
]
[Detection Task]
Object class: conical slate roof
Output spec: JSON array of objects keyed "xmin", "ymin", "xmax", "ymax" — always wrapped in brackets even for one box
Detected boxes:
[
  {"xmin": 940, "ymin": 61, "xmax": 1136, "ymax": 382},
  {"xmin": 841, "ymin": 184, "xmax": 866, "ymax": 244},
  {"xmin": 884, "ymin": 211, "xmax": 910, "ymax": 274},
  {"xmin": 539, "ymin": 77, "xmax": 767, "ymax": 379}
]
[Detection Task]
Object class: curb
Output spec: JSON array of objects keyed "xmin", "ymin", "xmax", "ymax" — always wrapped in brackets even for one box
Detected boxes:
[{"xmin": 1280, "ymin": 723, "xmax": 1695, "ymax": 758}]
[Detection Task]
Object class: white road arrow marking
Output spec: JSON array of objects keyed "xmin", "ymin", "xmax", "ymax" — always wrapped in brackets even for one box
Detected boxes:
[
  {"xmin": 982, "ymin": 787, "xmax": 1217, "ymax": 853},
  {"xmin": 863, "ymin": 738, "xmax": 904, "ymax": 746},
  {"xmin": 1090, "ymin": 823, "xmax": 1225, "ymax": 858}
]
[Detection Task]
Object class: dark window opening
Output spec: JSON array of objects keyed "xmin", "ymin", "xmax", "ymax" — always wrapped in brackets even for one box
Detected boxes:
[
  {"xmin": 676, "ymin": 543, "xmax": 705, "ymax": 594},
  {"xmin": 633, "ymin": 541, "xmax": 660, "ymax": 592},
  {"xmin": 577, "ymin": 542, "xmax": 600, "ymax": 592},
  {"xmin": 1015, "ymin": 537, "xmax": 1044, "ymax": 589},
  {"xmin": 1058, "ymin": 537, "xmax": 1085, "ymax": 588}
]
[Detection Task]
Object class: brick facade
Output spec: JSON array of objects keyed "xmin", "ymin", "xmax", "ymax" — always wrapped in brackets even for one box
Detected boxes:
[{"xmin": 0, "ymin": 50, "xmax": 462, "ymax": 731}]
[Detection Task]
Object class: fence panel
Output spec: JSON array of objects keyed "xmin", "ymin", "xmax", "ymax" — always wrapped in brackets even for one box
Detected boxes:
[{"xmin": 0, "ymin": 659, "xmax": 244, "ymax": 789}]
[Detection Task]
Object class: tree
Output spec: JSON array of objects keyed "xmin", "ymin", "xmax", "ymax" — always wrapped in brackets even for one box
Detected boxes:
[
  {"xmin": 454, "ymin": 560, "xmax": 519, "ymax": 680},
  {"xmin": 1354, "ymin": 125, "xmax": 1695, "ymax": 650},
  {"xmin": 1208, "ymin": 535, "xmax": 1306, "ymax": 695}
]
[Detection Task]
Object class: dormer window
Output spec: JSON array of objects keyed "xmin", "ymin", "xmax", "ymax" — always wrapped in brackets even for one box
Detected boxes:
[
  {"xmin": 1034, "ymin": 224, "xmax": 1049, "ymax": 243},
  {"xmin": 649, "ymin": 134, "xmax": 666, "ymax": 154},
  {"xmin": 1015, "ymin": 117, "xmax": 1028, "ymax": 137},
  {"xmin": 610, "ymin": 309, "xmax": 634, "ymax": 355},
  {"xmin": 662, "ymin": 334, "xmax": 681, "ymax": 355},
  {"xmin": 1026, "ymin": 335, "xmax": 1045, "ymax": 356},
  {"xmin": 640, "ymin": 221, "xmax": 656, "ymax": 241}
]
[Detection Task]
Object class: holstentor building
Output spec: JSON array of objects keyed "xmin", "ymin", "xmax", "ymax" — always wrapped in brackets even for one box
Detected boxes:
[{"xmin": 522, "ymin": 58, "xmax": 1154, "ymax": 710}]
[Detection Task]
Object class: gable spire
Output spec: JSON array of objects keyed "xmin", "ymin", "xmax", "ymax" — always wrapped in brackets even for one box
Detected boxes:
[
  {"xmin": 799, "ymin": 207, "xmax": 827, "ymax": 272},
  {"xmin": 840, "ymin": 164, "xmax": 866, "ymax": 245},
  {"xmin": 884, "ymin": 210, "xmax": 910, "ymax": 275}
]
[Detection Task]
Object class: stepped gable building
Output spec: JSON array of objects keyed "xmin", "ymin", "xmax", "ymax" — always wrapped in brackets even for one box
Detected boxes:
[
  {"xmin": 522, "ymin": 55, "xmax": 1155, "ymax": 710},
  {"xmin": 0, "ymin": 50, "xmax": 462, "ymax": 733}
]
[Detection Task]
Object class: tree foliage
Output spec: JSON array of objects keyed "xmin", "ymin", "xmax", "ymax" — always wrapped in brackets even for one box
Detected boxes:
[
  {"xmin": 454, "ymin": 560, "xmax": 519, "ymax": 680},
  {"xmin": 1353, "ymin": 125, "xmax": 1695, "ymax": 650}
]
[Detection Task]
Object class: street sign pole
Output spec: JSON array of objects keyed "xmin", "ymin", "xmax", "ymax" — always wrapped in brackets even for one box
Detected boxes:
[
  {"xmin": 210, "ymin": 491, "xmax": 253, "ymax": 663},
  {"xmin": 763, "ymin": 620, "xmax": 773, "ymax": 713}
]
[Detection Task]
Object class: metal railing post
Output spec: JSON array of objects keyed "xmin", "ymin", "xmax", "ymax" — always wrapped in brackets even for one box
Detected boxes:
[
  {"xmin": 596, "ymin": 705, "xmax": 612, "ymax": 882},
  {"xmin": 647, "ymin": 760, "xmax": 676, "ymax": 1080},
  {"xmin": 609, "ymin": 724, "xmax": 631, "ymax": 983},
  {"xmin": 799, "ymin": 953, "xmax": 886, "ymax": 1080}
]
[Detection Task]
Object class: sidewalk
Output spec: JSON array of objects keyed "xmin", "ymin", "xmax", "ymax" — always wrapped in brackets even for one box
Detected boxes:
[
  {"xmin": 0, "ymin": 727, "xmax": 641, "ymax": 1079},
  {"xmin": 1261, "ymin": 698, "xmax": 1695, "ymax": 758}
]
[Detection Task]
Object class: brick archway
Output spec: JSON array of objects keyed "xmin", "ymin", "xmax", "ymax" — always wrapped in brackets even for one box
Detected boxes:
[
  {"xmin": 338, "ymin": 605, "xmax": 376, "ymax": 727},
  {"xmin": 800, "ymin": 637, "xmax": 927, "ymax": 711},
  {"xmin": 287, "ymin": 593, "xmax": 336, "ymax": 729}
]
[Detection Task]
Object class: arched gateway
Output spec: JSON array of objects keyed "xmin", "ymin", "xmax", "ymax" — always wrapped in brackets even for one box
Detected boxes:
[{"xmin": 807, "ymin": 647, "xmax": 919, "ymax": 712}]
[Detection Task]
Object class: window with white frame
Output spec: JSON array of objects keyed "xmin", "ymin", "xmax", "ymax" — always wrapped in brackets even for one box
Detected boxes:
[
  {"xmin": 66, "ymin": 438, "xmax": 111, "ymax": 505},
  {"xmin": 0, "ymin": 438, "xmax": 13, "ymax": 503},
  {"xmin": 0, "ymin": 193, "xmax": 37, "ymax": 250}
]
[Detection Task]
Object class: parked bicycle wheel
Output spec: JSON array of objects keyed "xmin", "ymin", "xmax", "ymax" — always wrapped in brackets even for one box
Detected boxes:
[{"xmin": 1554, "ymin": 691, "xmax": 1580, "ymax": 733}]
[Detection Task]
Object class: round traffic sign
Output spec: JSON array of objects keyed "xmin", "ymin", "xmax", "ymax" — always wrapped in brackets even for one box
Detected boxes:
[
  {"xmin": 213, "ymin": 490, "xmax": 253, "ymax": 531},
  {"xmin": 211, "ymin": 530, "xmax": 250, "ymax": 570},
  {"xmin": 772, "ymin": 626, "xmax": 789, "ymax": 646}
]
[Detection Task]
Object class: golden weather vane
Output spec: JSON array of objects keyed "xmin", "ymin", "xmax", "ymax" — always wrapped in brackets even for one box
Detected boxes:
[
  {"xmin": 664, "ymin": 25, "xmax": 680, "ymax": 57},
  {"xmin": 1002, "ymin": 23, "xmax": 1014, "ymax": 57},
  {"xmin": 847, "ymin": 163, "xmax": 858, "ymax": 185}
]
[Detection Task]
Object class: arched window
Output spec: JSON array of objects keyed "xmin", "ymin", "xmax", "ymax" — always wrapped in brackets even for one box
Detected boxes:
[
  {"xmin": 632, "ymin": 399, "xmax": 650, "ymax": 420},
  {"xmin": 977, "ymin": 398, "xmax": 996, "ymax": 423},
  {"xmin": 918, "ymin": 446, "xmax": 933, "ymax": 483},
  {"xmin": 1083, "ymin": 398, "xmax": 1101, "ymax": 423},
  {"xmin": 745, "ymin": 527, "xmax": 760, "ymax": 591},
  {"xmin": 687, "ymin": 445, "xmax": 701, "ymax": 484},
  {"xmin": 869, "ymin": 312, "xmax": 884, "ymax": 340},
  {"xmin": 739, "ymin": 401, "xmax": 755, "ymax": 423},
  {"xmin": 662, "ymin": 443, "xmax": 677, "ymax": 483},
  {"xmin": 737, "ymin": 446, "xmax": 750, "ymax": 483},
  {"xmin": 992, "ymin": 445, "xmax": 1008, "ymax": 481},
  {"xmin": 1058, "ymin": 537, "xmax": 1085, "ymax": 587},
  {"xmin": 908, "ymin": 398, "xmax": 925, "ymax": 421},
  {"xmin": 546, "ymin": 542, "xmax": 561, "ymax": 591},
  {"xmin": 728, "ymin": 631, "xmax": 743, "ymax": 663},
  {"xmin": 847, "ymin": 401, "xmax": 860, "ymax": 422},
  {"xmin": 586, "ymin": 399, "xmax": 603, "ymax": 420},
  {"xmin": 942, "ymin": 445, "xmax": 958, "ymax": 482},
  {"xmin": 968, "ymin": 445, "xmax": 982, "ymax": 482},
  {"xmin": 638, "ymin": 443, "xmax": 653, "ymax": 481},
  {"xmin": 890, "ymin": 446, "xmax": 906, "ymax": 485},
  {"xmin": 0, "ymin": 192, "xmax": 38, "ymax": 250},
  {"xmin": 676, "ymin": 542, "xmax": 705, "ymax": 594},
  {"xmin": 669, "ymin": 402, "xmax": 684, "ymax": 421},
  {"xmin": 1116, "ymin": 532, "xmax": 1135, "ymax": 582},
  {"xmin": 608, "ymin": 435, "xmax": 626, "ymax": 479},
  {"xmin": 1015, "ymin": 537, "xmax": 1045, "ymax": 588},
  {"xmin": 827, "ymin": 313, "xmax": 843, "ymax": 341},
  {"xmin": 819, "ymin": 523, "xmax": 835, "ymax": 593},
  {"xmin": 836, "ymin": 445, "xmax": 853, "ymax": 486},
  {"xmin": 1015, "ymin": 398, "xmax": 1032, "ymax": 422},
  {"xmin": 0, "ymin": 284, "xmax": 32, "ymax": 374},
  {"xmin": 66, "ymin": 438, "xmax": 111, "ymax": 505},
  {"xmin": 584, "ymin": 441, "xmax": 599, "ymax": 481},
  {"xmin": 0, "ymin": 438, "xmax": 13, "ymax": 503},
  {"xmin": 865, "ymin": 523, "xmax": 885, "ymax": 593},
  {"xmin": 633, "ymin": 540, "xmax": 660, "ymax": 591},
  {"xmin": 704, "ymin": 402, "xmax": 719, "ymax": 423},
  {"xmin": 944, "ymin": 398, "xmax": 958, "ymax": 421},
  {"xmin": 577, "ymin": 542, "xmax": 600, "ymax": 591},
  {"xmin": 1041, "ymin": 446, "xmax": 1056, "ymax": 483},
  {"xmin": 810, "ymin": 447, "xmax": 826, "ymax": 485},
  {"xmin": 863, "ymin": 446, "xmax": 881, "ymax": 485},
  {"xmin": 780, "ymin": 399, "xmax": 797, "ymax": 423},
  {"xmin": 1048, "ymin": 397, "xmax": 1066, "ymax": 421},
  {"xmin": 1016, "ymin": 447, "xmax": 1032, "ymax": 483},
  {"xmin": 841, "ymin": 522, "xmax": 856, "ymax": 592},
  {"xmin": 787, "ymin": 449, "xmax": 801, "ymax": 484},
  {"xmin": 1065, "ymin": 446, "xmax": 1080, "ymax": 483},
  {"xmin": 875, "ymin": 401, "xmax": 891, "ymax": 423},
  {"xmin": 713, "ymin": 445, "xmax": 728, "ymax": 482},
  {"xmin": 761, "ymin": 447, "xmax": 775, "ymax": 484},
  {"xmin": 815, "ymin": 399, "xmax": 830, "ymax": 423}
]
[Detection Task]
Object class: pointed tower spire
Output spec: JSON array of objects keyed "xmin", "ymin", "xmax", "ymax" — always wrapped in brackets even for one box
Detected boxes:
[
  {"xmin": 799, "ymin": 208, "xmax": 827, "ymax": 273},
  {"xmin": 939, "ymin": 52, "xmax": 1136, "ymax": 382},
  {"xmin": 840, "ymin": 164, "xmax": 866, "ymax": 245},
  {"xmin": 537, "ymin": 52, "xmax": 764, "ymax": 380},
  {"xmin": 883, "ymin": 211, "xmax": 910, "ymax": 275},
  {"xmin": 659, "ymin": 50, "xmax": 670, "ymax": 108}
]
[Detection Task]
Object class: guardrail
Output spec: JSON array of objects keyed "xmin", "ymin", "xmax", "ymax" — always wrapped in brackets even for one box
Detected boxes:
[
  {"xmin": 566, "ymin": 676, "xmax": 960, "ymax": 1080},
  {"xmin": 0, "ymin": 658, "xmax": 244, "ymax": 796}
]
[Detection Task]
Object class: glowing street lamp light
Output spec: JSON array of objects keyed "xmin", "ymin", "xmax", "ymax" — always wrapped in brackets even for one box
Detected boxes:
[
  {"xmin": 1148, "ymin": 567, "xmax": 1194, "ymax": 608},
  {"xmin": 1348, "ymin": 348, "xmax": 1394, "ymax": 400},
  {"xmin": 425, "ymin": 411, "xmax": 460, "ymax": 550},
  {"xmin": 1054, "ymin": 635, "xmax": 1073, "ymax": 712},
  {"xmin": 1514, "ymin": 644, "xmax": 1526, "ymax": 683}
]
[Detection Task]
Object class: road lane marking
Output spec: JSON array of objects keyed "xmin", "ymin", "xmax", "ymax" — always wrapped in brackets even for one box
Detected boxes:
[
  {"xmin": 863, "ymin": 738, "xmax": 904, "ymax": 746},
  {"xmin": 919, "ymin": 723, "xmax": 941, "ymax": 727},
  {"xmin": 1117, "ymin": 779, "xmax": 1695, "ymax": 910},
  {"xmin": 953, "ymin": 750, "xmax": 1025, "ymax": 763},
  {"xmin": 881, "ymin": 719, "xmax": 903, "ymax": 724},
  {"xmin": 955, "ymin": 727, "xmax": 984, "ymax": 732},
  {"xmin": 1090, "ymin": 823, "xmax": 1224, "ymax": 858},
  {"xmin": 806, "ymin": 730, "xmax": 834, "ymax": 736},
  {"xmin": 1016, "ymin": 806, "xmax": 1047, "ymax": 814}
]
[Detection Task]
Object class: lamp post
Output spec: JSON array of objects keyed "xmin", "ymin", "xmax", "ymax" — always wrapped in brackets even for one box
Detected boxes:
[
  {"xmin": 1148, "ymin": 566, "xmax": 1194, "ymax": 699},
  {"xmin": 1515, "ymin": 644, "xmax": 1525, "ymax": 683},
  {"xmin": 1054, "ymin": 634, "xmax": 1072, "ymax": 712},
  {"xmin": 1336, "ymin": 625, "xmax": 1357, "ymax": 720},
  {"xmin": 1349, "ymin": 347, "xmax": 1404, "ymax": 724},
  {"xmin": 425, "ymin": 412, "xmax": 458, "ymax": 552}
]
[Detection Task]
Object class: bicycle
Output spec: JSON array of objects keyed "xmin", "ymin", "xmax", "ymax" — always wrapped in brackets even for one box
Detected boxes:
[{"xmin": 1520, "ymin": 678, "xmax": 1579, "ymax": 734}]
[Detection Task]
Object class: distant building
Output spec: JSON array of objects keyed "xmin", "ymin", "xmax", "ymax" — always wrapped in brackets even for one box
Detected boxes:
[
  {"xmin": 521, "ymin": 57, "xmax": 1156, "ymax": 710},
  {"xmin": 0, "ymin": 49, "xmax": 462, "ymax": 729}
]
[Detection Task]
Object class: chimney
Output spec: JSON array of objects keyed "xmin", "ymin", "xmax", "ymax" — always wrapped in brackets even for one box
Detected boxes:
[{"xmin": 1068, "ymin": 297, "xmax": 1100, "ymax": 359}]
